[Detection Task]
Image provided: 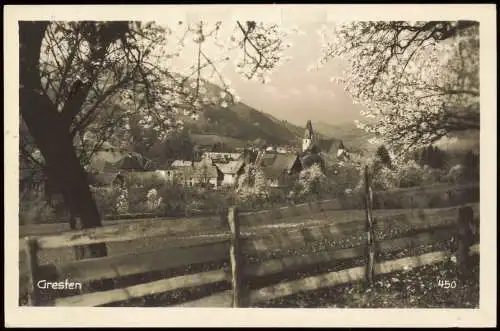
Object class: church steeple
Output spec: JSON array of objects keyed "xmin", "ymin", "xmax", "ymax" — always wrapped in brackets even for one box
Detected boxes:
[
  {"xmin": 304, "ymin": 120, "xmax": 314, "ymax": 139},
  {"xmin": 302, "ymin": 120, "xmax": 316, "ymax": 152}
]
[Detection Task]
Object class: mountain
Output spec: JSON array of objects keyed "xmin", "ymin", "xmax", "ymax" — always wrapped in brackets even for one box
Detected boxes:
[
  {"xmin": 138, "ymin": 78, "xmax": 377, "ymax": 153},
  {"xmin": 179, "ymin": 81, "xmax": 305, "ymax": 147},
  {"xmin": 311, "ymin": 121, "xmax": 376, "ymax": 153},
  {"xmin": 313, "ymin": 121, "xmax": 480, "ymax": 157},
  {"xmin": 178, "ymin": 80, "xmax": 377, "ymax": 152}
]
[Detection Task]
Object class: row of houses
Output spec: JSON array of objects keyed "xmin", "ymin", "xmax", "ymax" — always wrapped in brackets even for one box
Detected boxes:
[
  {"xmin": 155, "ymin": 158, "xmax": 245, "ymax": 189},
  {"xmin": 84, "ymin": 120, "xmax": 350, "ymax": 190},
  {"xmin": 20, "ymin": 119, "xmax": 350, "ymax": 194}
]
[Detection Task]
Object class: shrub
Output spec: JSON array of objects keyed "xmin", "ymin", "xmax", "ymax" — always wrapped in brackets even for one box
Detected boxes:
[
  {"xmin": 235, "ymin": 189, "xmax": 269, "ymax": 212},
  {"xmin": 115, "ymin": 188, "xmax": 129, "ymax": 214},
  {"xmin": 267, "ymin": 188, "xmax": 287, "ymax": 205},
  {"xmin": 158, "ymin": 182, "xmax": 190, "ymax": 216},
  {"xmin": 19, "ymin": 192, "xmax": 56, "ymax": 225},
  {"xmin": 146, "ymin": 188, "xmax": 163, "ymax": 211},
  {"xmin": 125, "ymin": 172, "xmax": 165, "ymax": 190},
  {"xmin": 364, "ymin": 159, "xmax": 449, "ymax": 191},
  {"xmin": 91, "ymin": 186, "xmax": 128, "ymax": 216},
  {"xmin": 325, "ymin": 162, "xmax": 362, "ymax": 198},
  {"xmin": 298, "ymin": 164, "xmax": 327, "ymax": 196}
]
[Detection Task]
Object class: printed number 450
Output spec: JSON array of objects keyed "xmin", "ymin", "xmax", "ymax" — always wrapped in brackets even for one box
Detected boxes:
[{"xmin": 438, "ymin": 279, "xmax": 457, "ymax": 289}]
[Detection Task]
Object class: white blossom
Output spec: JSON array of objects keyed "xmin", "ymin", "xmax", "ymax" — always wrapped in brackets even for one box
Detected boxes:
[{"xmin": 317, "ymin": 21, "xmax": 479, "ymax": 152}]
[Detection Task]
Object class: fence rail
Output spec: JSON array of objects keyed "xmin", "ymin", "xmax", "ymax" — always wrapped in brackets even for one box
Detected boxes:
[
  {"xmin": 19, "ymin": 182, "xmax": 478, "ymax": 237},
  {"xmin": 19, "ymin": 183, "xmax": 479, "ymax": 307}
]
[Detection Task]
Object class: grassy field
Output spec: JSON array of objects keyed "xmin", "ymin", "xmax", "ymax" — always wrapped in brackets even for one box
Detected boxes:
[
  {"xmin": 250, "ymin": 245, "xmax": 479, "ymax": 308},
  {"xmin": 80, "ymin": 232, "xmax": 479, "ymax": 308}
]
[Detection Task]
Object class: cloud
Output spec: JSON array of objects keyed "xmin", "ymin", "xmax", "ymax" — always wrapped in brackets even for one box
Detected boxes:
[
  {"xmin": 306, "ymin": 84, "xmax": 319, "ymax": 94},
  {"xmin": 264, "ymin": 85, "xmax": 278, "ymax": 94}
]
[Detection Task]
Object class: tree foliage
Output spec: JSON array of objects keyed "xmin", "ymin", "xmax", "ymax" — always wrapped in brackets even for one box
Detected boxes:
[
  {"xmin": 19, "ymin": 20, "xmax": 293, "ymax": 256},
  {"xmin": 316, "ymin": 21, "xmax": 479, "ymax": 152},
  {"xmin": 416, "ymin": 145, "xmax": 447, "ymax": 169},
  {"xmin": 375, "ymin": 145, "xmax": 393, "ymax": 170},
  {"xmin": 25, "ymin": 21, "xmax": 293, "ymax": 167}
]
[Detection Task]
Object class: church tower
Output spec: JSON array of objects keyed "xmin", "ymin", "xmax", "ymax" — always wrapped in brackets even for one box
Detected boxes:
[{"xmin": 302, "ymin": 120, "xmax": 316, "ymax": 152}]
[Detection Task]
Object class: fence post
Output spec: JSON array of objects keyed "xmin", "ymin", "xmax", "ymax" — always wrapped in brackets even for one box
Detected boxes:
[
  {"xmin": 23, "ymin": 237, "xmax": 41, "ymax": 306},
  {"xmin": 455, "ymin": 206, "xmax": 474, "ymax": 280},
  {"xmin": 70, "ymin": 214, "xmax": 85, "ymax": 260},
  {"xmin": 227, "ymin": 206, "xmax": 243, "ymax": 307},
  {"xmin": 364, "ymin": 166, "xmax": 375, "ymax": 286}
]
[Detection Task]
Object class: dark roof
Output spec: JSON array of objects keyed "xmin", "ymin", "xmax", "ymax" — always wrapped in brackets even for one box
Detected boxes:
[
  {"xmin": 123, "ymin": 171, "xmax": 166, "ymax": 185},
  {"xmin": 316, "ymin": 138, "xmax": 343, "ymax": 155},
  {"xmin": 258, "ymin": 153, "xmax": 301, "ymax": 178},
  {"xmin": 110, "ymin": 152, "xmax": 152, "ymax": 171},
  {"xmin": 214, "ymin": 160, "xmax": 245, "ymax": 175},
  {"xmin": 174, "ymin": 162, "xmax": 220, "ymax": 179},
  {"xmin": 89, "ymin": 150, "xmax": 127, "ymax": 172}
]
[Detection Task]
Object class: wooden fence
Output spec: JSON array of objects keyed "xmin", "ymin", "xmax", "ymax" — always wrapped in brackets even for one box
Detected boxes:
[{"xmin": 19, "ymin": 182, "xmax": 479, "ymax": 307}]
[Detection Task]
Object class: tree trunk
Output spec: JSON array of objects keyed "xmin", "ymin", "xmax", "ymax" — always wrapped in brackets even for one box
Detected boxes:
[
  {"xmin": 19, "ymin": 21, "xmax": 107, "ymax": 258},
  {"xmin": 27, "ymin": 116, "xmax": 108, "ymax": 257}
]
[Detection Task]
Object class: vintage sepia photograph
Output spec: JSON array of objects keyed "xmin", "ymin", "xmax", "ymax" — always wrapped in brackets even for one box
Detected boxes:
[{"xmin": 4, "ymin": 4, "xmax": 497, "ymax": 328}]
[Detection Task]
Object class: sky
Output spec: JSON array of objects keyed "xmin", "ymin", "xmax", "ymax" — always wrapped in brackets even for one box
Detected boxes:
[
  {"xmin": 166, "ymin": 21, "xmax": 364, "ymax": 127},
  {"xmin": 39, "ymin": 20, "xmax": 364, "ymax": 129},
  {"xmin": 220, "ymin": 22, "xmax": 364, "ymax": 127}
]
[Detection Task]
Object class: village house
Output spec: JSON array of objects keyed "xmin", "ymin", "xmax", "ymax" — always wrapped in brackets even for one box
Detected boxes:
[
  {"xmin": 170, "ymin": 160, "xmax": 195, "ymax": 168},
  {"xmin": 87, "ymin": 144, "xmax": 154, "ymax": 187},
  {"xmin": 299, "ymin": 120, "xmax": 349, "ymax": 171},
  {"xmin": 255, "ymin": 152, "xmax": 303, "ymax": 188},
  {"xmin": 214, "ymin": 160, "xmax": 245, "ymax": 187},
  {"xmin": 106, "ymin": 152, "xmax": 153, "ymax": 172},
  {"xmin": 276, "ymin": 146, "xmax": 291, "ymax": 154},
  {"xmin": 179, "ymin": 159, "xmax": 222, "ymax": 189},
  {"xmin": 159, "ymin": 158, "xmax": 222, "ymax": 189},
  {"xmin": 88, "ymin": 143, "xmax": 127, "ymax": 173},
  {"xmin": 153, "ymin": 168, "xmax": 176, "ymax": 182},
  {"xmin": 251, "ymin": 120, "xmax": 350, "ymax": 187},
  {"xmin": 201, "ymin": 152, "xmax": 242, "ymax": 163}
]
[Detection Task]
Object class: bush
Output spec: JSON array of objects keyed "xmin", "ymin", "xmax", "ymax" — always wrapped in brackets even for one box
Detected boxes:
[
  {"xmin": 156, "ymin": 183, "xmax": 228, "ymax": 217},
  {"xmin": 91, "ymin": 186, "xmax": 127, "ymax": 216},
  {"xmin": 267, "ymin": 188, "xmax": 288, "ymax": 205},
  {"xmin": 325, "ymin": 162, "xmax": 362, "ymax": 198},
  {"xmin": 298, "ymin": 164, "xmax": 327, "ymax": 196},
  {"xmin": 158, "ymin": 183, "xmax": 190, "ymax": 216},
  {"xmin": 126, "ymin": 187, "xmax": 166, "ymax": 214},
  {"xmin": 19, "ymin": 192, "xmax": 56, "ymax": 225},
  {"xmin": 366, "ymin": 159, "xmax": 449, "ymax": 191},
  {"xmin": 287, "ymin": 162, "xmax": 362, "ymax": 202},
  {"xmin": 125, "ymin": 172, "xmax": 165, "ymax": 190},
  {"xmin": 235, "ymin": 190, "xmax": 269, "ymax": 212}
]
